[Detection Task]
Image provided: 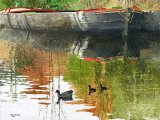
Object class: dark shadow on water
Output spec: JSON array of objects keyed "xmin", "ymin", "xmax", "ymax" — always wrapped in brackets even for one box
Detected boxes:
[
  {"xmin": 0, "ymin": 29, "xmax": 153, "ymax": 58},
  {"xmin": 0, "ymin": 29, "xmax": 159, "ymax": 59}
]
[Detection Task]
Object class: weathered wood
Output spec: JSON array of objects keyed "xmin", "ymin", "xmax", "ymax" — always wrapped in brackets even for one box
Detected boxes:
[
  {"xmin": 1, "ymin": 11, "xmax": 159, "ymax": 32},
  {"xmin": 0, "ymin": 11, "xmax": 126, "ymax": 32}
]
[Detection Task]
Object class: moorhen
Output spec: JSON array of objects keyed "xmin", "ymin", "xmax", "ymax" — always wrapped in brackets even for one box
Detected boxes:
[
  {"xmin": 55, "ymin": 90, "xmax": 73, "ymax": 104},
  {"xmin": 88, "ymin": 85, "xmax": 96, "ymax": 95}
]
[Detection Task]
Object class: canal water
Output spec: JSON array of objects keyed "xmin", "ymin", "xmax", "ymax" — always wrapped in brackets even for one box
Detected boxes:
[{"xmin": 0, "ymin": 29, "xmax": 160, "ymax": 120}]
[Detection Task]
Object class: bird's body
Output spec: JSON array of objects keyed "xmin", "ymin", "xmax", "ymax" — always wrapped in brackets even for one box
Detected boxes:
[
  {"xmin": 100, "ymin": 84, "xmax": 107, "ymax": 92},
  {"xmin": 88, "ymin": 85, "xmax": 96, "ymax": 95},
  {"xmin": 56, "ymin": 90, "xmax": 73, "ymax": 98},
  {"xmin": 55, "ymin": 90, "xmax": 73, "ymax": 104}
]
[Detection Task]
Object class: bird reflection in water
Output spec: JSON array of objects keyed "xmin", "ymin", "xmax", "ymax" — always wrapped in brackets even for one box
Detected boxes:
[
  {"xmin": 100, "ymin": 84, "xmax": 108, "ymax": 92},
  {"xmin": 88, "ymin": 85, "xmax": 96, "ymax": 95}
]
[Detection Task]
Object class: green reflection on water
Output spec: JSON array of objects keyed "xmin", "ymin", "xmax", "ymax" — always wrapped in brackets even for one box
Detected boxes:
[
  {"xmin": 64, "ymin": 55, "xmax": 160, "ymax": 120},
  {"xmin": 64, "ymin": 55, "xmax": 102, "ymax": 98},
  {"xmin": 14, "ymin": 44, "xmax": 33, "ymax": 68},
  {"xmin": 107, "ymin": 58, "xmax": 160, "ymax": 119}
]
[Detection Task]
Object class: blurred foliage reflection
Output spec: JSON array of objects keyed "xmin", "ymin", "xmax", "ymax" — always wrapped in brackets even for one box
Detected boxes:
[{"xmin": 64, "ymin": 55, "xmax": 160, "ymax": 120}]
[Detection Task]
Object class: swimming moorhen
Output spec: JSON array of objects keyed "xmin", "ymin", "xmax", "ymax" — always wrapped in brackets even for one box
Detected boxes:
[
  {"xmin": 55, "ymin": 90, "xmax": 73, "ymax": 104},
  {"xmin": 100, "ymin": 84, "xmax": 107, "ymax": 92},
  {"xmin": 88, "ymin": 85, "xmax": 96, "ymax": 95},
  {"xmin": 55, "ymin": 90, "xmax": 73, "ymax": 98}
]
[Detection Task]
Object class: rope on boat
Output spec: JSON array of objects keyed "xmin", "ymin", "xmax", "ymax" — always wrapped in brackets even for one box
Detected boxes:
[
  {"xmin": 122, "ymin": 8, "xmax": 134, "ymax": 58},
  {"xmin": 118, "ymin": 8, "xmax": 134, "ymax": 24}
]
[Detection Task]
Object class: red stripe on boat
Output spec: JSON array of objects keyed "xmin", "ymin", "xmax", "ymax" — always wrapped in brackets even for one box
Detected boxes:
[
  {"xmin": 78, "ymin": 6, "xmax": 125, "ymax": 13},
  {"xmin": 83, "ymin": 57, "xmax": 104, "ymax": 62},
  {"xmin": 131, "ymin": 5, "xmax": 142, "ymax": 12}
]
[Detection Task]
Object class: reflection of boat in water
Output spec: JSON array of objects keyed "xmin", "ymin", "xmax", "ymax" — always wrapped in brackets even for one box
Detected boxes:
[
  {"xmin": 3, "ymin": 29, "xmax": 160, "ymax": 61},
  {"xmin": 0, "ymin": 29, "xmax": 141, "ymax": 58},
  {"xmin": 70, "ymin": 34, "xmax": 140, "ymax": 58},
  {"xmin": 0, "ymin": 7, "xmax": 141, "ymax": 32}
]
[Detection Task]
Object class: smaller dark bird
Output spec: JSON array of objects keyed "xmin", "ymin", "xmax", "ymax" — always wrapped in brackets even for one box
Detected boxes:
[
  {"xmin": 55, "ymin": 90, "xmax": 73, "ymax": 104},
  {"xmin": 100, "ymin": 84, "xmax": 107, "ymax": 92},
  {"xmin": 88, "ymin": 85, "xmax": 96, "ymax": 95}
]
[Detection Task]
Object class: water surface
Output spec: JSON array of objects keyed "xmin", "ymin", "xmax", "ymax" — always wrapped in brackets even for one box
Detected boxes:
[{"xmin": 0, "ymin": 29, "xmax": 160, "ymax": 120}]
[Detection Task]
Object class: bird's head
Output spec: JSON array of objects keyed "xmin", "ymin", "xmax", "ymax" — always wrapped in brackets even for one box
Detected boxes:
[{"xmin": 55, "ymin": 90, "xmax": 60, "ymax": 94}]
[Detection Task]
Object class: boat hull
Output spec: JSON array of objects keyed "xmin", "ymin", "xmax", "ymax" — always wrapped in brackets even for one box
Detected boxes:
[
  {"xmin": 72, "ymin": 11, "xmax": 125, "ymax": 32},
  {"xmin": 0, "ymin": 11, "xmax": 126, "ymax": 32}
]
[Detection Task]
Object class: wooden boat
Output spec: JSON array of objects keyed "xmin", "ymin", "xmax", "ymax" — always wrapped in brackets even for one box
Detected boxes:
[{"xmin": 0, "ymin": 7, "xmax": 142, "ymax": 32}]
